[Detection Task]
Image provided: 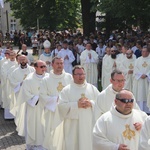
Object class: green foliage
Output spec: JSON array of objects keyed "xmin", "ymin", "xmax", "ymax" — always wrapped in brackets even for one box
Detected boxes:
[
  {"xmin": 6, "ymin": 0, "xmax": 150, "ymax": 35},
  {"xmin": 6, "ymin": 0, "xmax": 81, "ymax": 30},
  {"xmin": 91, "ymin": 0, "xmax": 150, "ymax": 31}
]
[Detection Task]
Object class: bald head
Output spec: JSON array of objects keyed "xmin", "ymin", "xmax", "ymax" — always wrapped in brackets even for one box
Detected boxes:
[
  {"xmin": 19, "ymin": 55, "xmax": 28, "ymax": 61},
  {"xmin": 34, "ymin": 60, "xmax": 46, "ymax": 67},
  {"xmin": 34, "ymin": 60, "xmax": 47, "ymax": 75},
  {"xmin": 116, "ymin": 89, "xmax": 133, "ymax": 100},
  {"xmin": 115, "ymin": 89, "xmax": 134, "ymax": 115}
]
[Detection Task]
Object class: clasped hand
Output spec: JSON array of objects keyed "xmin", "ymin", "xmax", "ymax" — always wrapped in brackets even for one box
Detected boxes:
[{"xmin": 78, "ymin": 97, "xmax": 92, "ymax": 109}]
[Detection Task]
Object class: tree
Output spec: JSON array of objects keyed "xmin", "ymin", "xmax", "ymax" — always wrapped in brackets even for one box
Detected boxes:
[
  {"xmin": 6, "ymin": 0, "xmax": 81, "ymax": 30},
  {"xmin": 91, "ymin": 0, "xmax": 150, "ymax": 36},
  {"xmin": 81, "ymin": 0, "xmax": 97, "ymax": 36}
]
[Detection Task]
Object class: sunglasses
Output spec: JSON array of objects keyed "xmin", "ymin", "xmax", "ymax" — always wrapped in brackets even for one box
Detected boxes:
[
  {"xmin": 116, "ymin": 98, "xmax": 134, "ymax": 103},
  {"xmin": 39, "ymin": 65, "xmax": 46, "ymax": 68}
]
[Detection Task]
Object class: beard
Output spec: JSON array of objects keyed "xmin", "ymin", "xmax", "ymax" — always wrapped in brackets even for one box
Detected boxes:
[
  {"xmin": 20, "ymin": 62, "xmax": 27, "ymax": 66},
  {"xmin": 111, "ymin": 54, "xmax": 116, "ymax": 59},
  {"xmin": 127, "ymin": 55, "xmax": 132, "ymax": 59},
  {"xmin": 21, "ymin": 51, "xmax": 28, "ymax": 56}
]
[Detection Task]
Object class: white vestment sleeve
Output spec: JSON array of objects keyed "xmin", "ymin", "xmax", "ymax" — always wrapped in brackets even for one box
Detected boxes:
[
  {"xmin": 58, "ymin": 89, "xmax": 79, "ymax": 120},
  {"xmin": 14, "ymin": 83, "xmax": 21, "ymax": 93},
  {"xmin": 90, "ymin": 100, "xmax": 95, "ymax": 111},
  {"xmin": 135, "ymin": 73, "xmax": 142, "ymax": 80},
  {"xmin": 68, "ymin": 52, "xmax": 75, "ymax": 63},
  {"xmin": 139, "ymin": 117, "xmax": 150, "ymax": 150},
  {"xmin": 94, "ymin": 93, "xmax": 105, "ymax": 121},
  {"xmin": 93, "ymin": 117, "xmax": 119, "ymax": 150},
  {"xmin": 90, "ymin": 57, "xmax": 97, "ymax": 63},
  {"xmin": 65, "ymin": 101, "xmax": 78, "ymax": 119},
  {"xmin": 17, "ymin": 80, "xmax": 35, "ymax": 106},
  {"xmin": 39, "ymin": 79, "xmax": 58, "ymax": 108},
  {"xmin": 27, "ymin": 95, "xmax": 39, "ymax": 107},
  {"xmin": 45, "ymin": 96, "xmax": 58, "ymax": 112},
  {"xmin": 85, "ymin": 56, "xmax": 91, "ymax": 63}
]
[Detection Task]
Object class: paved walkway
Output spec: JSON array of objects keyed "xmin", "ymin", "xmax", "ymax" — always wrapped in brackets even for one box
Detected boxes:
[
  {"xmin": 0, "ymin": 108, "xmax": 26, "ymax": 150},
  {"xmin": 0, "ymin": 46, "xmax": 39, "ymax": 150}
]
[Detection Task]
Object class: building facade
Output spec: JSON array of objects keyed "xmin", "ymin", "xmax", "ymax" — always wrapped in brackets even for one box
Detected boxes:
[{"xmin": 0, "ymin": 2, "xmax": 23, "ymax": 35}]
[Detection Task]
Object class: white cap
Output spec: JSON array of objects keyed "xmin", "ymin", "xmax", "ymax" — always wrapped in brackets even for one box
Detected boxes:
[{"xmin": 43, "ymin": 40, "xmax": 51, "ymax": 48}]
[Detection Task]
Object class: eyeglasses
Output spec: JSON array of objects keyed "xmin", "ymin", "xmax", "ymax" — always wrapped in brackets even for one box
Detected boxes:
[
  {"xmin": 116, "ymin": 98, "xmax": 134, "ymax": 103},
  {"xmin": 111, "ymin": 51, "xmax": 115, "ymax": 52},
  {"xmin": 5, "ymin": 53, "xmax": 9, "ymax": 54},
  {"xmin": 112, "ymin": 79, "xmax": 126, "ymax": 83},
  {"xmin": 73, "ymin": 73, "xmax": 85, "ymax": 76},
  {"xmin": 39, "ymin": 65, "xmax": 46, "ymax": 68}
]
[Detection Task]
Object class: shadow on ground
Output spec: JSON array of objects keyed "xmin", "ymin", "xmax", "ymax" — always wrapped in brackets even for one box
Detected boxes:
[{"xmin": 0, "ymin": 108, "xmax": 25, "ymax": 149}]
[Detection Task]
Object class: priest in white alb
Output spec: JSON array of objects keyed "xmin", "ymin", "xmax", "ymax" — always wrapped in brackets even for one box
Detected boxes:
[
  {"xmin": 1, "ymin": 51, "xmax": 17, "ymax": 119},
  {"xmin": 39, "ymin": 56, "xmax": 72, "ymax": 150},
  {"xmin": 138, "ymin": 116, "xmax": 150, "ymax": 150},
  {"xmin": 0, "ymin": 49, "xmax": 10, "ymax": 107},
  {"xmin": 58, "ymin": 65, "xmax": 99, "ymax": 150},
  {"xmin": 93, "ymin": 90, "xmax": 147, "ymax": 150},
  {"xmin": 116, "ymin": 45, "xmax": 136, "ymax": 70},
  {"xmin": 57, "ymin": 40, "xmax": 75, "ymax": 74},
  {"xmin": 16, "ymin": 60, "xmax": 48, "ymax": 150},
  {"xmin": 101, "ymin": 47, "xmax": 117, "ymax": 90},
  {"xmin": 102, "ymin": 47, "xmax": 116, "ymax": 90},
  {"xmin": 80, "ymin": 42, "xmax": 99, "ymax": 87},
  {"xmin": 94, "ymin": 69, "xmax": 140, "ymax": 121},
  {"xmin": 133, "ymin": 46, "xmax": 150, "ymax": 113},
  {"xmin": 8, "ymin": 55, "xmax": 35, "ymax": 127},
  {"xmin": 6, "ymin": 54, "xmax": 21, "ymax": 113},
  {"xmin": 120, "ymin": 49, "xmax": 136, "ymax": 92}
]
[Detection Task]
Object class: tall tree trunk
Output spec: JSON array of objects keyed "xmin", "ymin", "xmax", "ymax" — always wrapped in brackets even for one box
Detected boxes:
[
  {"xmin": 81, "ymin": 0, "xmax": 96, "ymax": 37},
  {"xmin": 105, "ymin": 13, "xmax": 111, "ymax": 39},
  {"xmin": 89, "ymin": 12, "xmax": 96, "ymax": 34}
]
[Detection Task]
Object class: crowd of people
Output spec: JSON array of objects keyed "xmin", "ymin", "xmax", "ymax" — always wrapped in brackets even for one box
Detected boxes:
[{"xmin": 0, "ymin": 28, "xmax": 150, "ymax": 150}]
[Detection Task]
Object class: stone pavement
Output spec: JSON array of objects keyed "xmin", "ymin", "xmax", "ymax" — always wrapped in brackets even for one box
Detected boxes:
[
  {"xmin": 0, "ymin": 46, "xmax": 38, "ymax": 150},
  {"xmin": 0, "ymin": 108, "xmax": 26, "ymax": 150}
]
